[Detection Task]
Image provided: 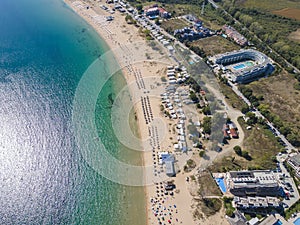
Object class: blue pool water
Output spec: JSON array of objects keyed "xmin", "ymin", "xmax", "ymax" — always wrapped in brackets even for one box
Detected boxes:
[
  {"xmin": 215, "ymin": 178, "xmax": 227, "ymax": 193},
  {"xmin": 294, "ymin": 217, "xmax": 300, "ymax": 225},
  {"xmin": 233, "ymin": 63, "xmax": 246, "ymax": 70},
  {"xmin": 274, "ymin": 219, "xmax": 283, "ymax": 225}
]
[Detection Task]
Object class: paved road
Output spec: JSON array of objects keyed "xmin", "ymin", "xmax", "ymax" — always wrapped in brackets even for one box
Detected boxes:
[{"xmin": 207, "ymin": 0, "xmax": 218, "ymax": 9}]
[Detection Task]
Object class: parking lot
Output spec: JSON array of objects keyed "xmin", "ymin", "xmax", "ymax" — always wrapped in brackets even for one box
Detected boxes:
[{"xmin": 277, "ymin": 154, "xmax": 300, "ymax": 208}]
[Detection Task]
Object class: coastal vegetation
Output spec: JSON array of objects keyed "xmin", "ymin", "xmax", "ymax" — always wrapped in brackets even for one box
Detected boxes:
[
  {"xmin": 138, "ymin": 28, "xmax": 154, "ymax": 40},
  {"xmin": 284, "ymin": 200, "xmax": 300, "ymax": 219},
  {"xmin": 220, "ymin": 83, "xmax": 246, "ymax": 111},
  {"xmin": 223, "ymin": 197, "xmax": 235, "ymax": 218},
  {"xmin": 243, "ymin": 74, "xmax": 300, "ymax": 147},
  {"xmin": 189, "ymin": 36, "xmax": 240, "ymax": 57},
  {"xmin": 184, "ymin": 159, "xmax": 197, "ymax": 172},
  {"xmin": 209, "ymin": 116, "xmax": 282, "ymax": 172},
  {"xmin": 160, "ymin": 18, "xmax": 189, "ymax": 34},
  {"xmin": 125, "ymin": 14, "xmax": 137, "ymax": 24},
  {"xmin": 199, "ymin": 198, "xmax": 222, "ymax": 217},
  {"xmin": 197, "ymin": 170, "xmax": 222, "ymax": 197}
]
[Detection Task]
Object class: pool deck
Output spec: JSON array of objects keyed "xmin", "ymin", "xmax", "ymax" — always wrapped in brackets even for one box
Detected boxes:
[
  {"xmin": 212, "ymin": 173, "xmax": 228, "ymax": 193},
  {"xmin": 290, "ymin": 214, "xmax": 300, "ymax": 225},
  {"xmin": 261, "ymin": 214, "xmax": 293, "ymax": 225}
]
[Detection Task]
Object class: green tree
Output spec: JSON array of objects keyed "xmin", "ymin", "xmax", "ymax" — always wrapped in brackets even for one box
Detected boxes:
[
  {"xmin": 190, "ymin": 91, "xmax": 199, "ymax": 103},
  {"xmin": 241, "ymin": 105, "xmax": 250, "ymax": 114},
  {"xmin": 199, "ymin": 150, "xmax": 205, "ymax": 157},
  {"xmin": 245, "ymin": 112, "xmax": 257, "ymax": 125},
  {"xmin": 242, "ymin": 151, "xmax": 251, "ymax": 160},
  {"xmin": 234, "ymin": 145, "xmax": 242, "ymax": 156},
  {"xmin": 225, "ymin": 208, "xmax": 234, "ymax": 217},
  {"xmin": 136, "ymin": 4, "xmax": 143, "ymax": 12},
  {"xmin": 161, "ymin": 76, "xmax": 167, "ymax": 82},
  {"xmin": 202, "ymin": 117, "xmax": 211, "ymax": 134},
  {"xmin": 202, "ymin": 106, "xmax": 211, "ymax": 115}
]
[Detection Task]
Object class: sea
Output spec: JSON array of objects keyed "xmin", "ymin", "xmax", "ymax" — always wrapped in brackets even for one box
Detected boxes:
[{"xmin": 0, "ymin": 0, "xmax": 146, "ymax": 224}]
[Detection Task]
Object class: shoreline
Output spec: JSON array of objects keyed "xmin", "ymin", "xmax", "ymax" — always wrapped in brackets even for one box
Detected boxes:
[
  {"xmin": 63, "ymin": 1, "xmax": 167, "ymax": 224},
  {"xmin": 63, "ymin": 1, "xmax": 221, "ymax": 225}
]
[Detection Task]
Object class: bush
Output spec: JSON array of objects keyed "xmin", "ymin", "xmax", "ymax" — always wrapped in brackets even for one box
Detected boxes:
[
  {"xmin": 199, "ymin": 150, "xmax": 205, "ymax": 157},
  {"xmin": 184, "ymin": 159, "xmax": 197, "ymax": 172},
  {"xmin": 161, "ymin": 76, "xmax": 167, "ymax": 82},
  {"xmin": 160, "ymin": 104, "xmax": 164, "ymax": 112},
  {"xmin": 223, "ymin": 197, "xmax": 235, "ymax": 218},
  {"xmin": 202, "ymin": 106, "xmax": 211, "ymax": 115},
  {"xmin": 190, "ymin": 91, "xmax": 199, "ymax": 103},
  {"xmin": 242, "ymin": 151, "xmax": 252, "ymax": 160},
  {"xmin": 234, "ymin": 145, "xmax": 242, "ymax": 156},
  {"xmin": 202, "ymin": 117, "xmax": 211, "ymax": 134},
  {"xmin": 241, "ymin": 105, "xmax": 250, "ymax": 114},
  {"xmin": 225, "ymin": 208, "xmax": 234, "ymax": 217},
  {"xmin": 244, "ymin": 213, "xmax": 252, "ymax": 221},
  {"xmin": 187, "ymin": 159, "xmax": 196, "ymax": 168}
]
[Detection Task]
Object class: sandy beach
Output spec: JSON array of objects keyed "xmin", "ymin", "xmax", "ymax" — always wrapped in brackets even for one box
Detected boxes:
[{"xmin": 64, "ymin": 1, "xmax": 230, "ymax": 225}]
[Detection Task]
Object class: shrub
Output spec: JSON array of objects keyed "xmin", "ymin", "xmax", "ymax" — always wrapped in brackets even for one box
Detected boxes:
[
  {"xmin": 161, "ymin": 76, "xmax": 167, "ymax": 82},
  {"xmin": 234, "ymin": 145, "xmax": 242, "ymax": 156},
  {"xmin": 199, "ymin": 150, "xmax": 205, "ymax": 157}
]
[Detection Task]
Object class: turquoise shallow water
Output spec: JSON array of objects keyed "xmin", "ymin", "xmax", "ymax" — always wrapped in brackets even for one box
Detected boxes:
[{"xmin": 0, "ymin": 0, "xmax": 145, "ymax": 224}]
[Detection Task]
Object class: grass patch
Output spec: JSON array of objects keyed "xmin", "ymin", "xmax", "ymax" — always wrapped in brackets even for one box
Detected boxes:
[
  {"xmin": 246, "ymin": 71, "xmax": 300, "ymax": 146},
  {"xmin": 160, "ymin": 3, "xmax": 223, "ymax": 30},
  {"xmin": 289, "ymin": 29, "xmax": 300, "ymax": 43},
  {"xmin": 285, "ymin": 199, "xmax": 300, "ymax": 219},
  {"xmin": 273, "ymin": 8, "xmax": 300, "ymax": 21},
  {"xmin": 160, "ymin": 18, "xmax": 189, "ymax": 34},
  {"xmin": 197, "ymin": 170, "xmax": 222, "ymax": 197},
  {"xmin": 184, "ymin": 159, "xmax": 196, "ymax": 172},
  {"xmin": 209, "ymin": 117, "xmax": 282, "ymax": 172},
  {"xmin": 238, "ymin": 117, "xmax": 282, "ymax": 169},
  {"xmin": 223, "ymin": 197, "xmax": 235, "ymax": 217},
  {"xmin": 220, "ymin": 82, "xmax": 247, "ymax": 111},
  {"xmin": 191, "ymin": 36, "xmax": 240, "ymax": 57},
  {"xmin": 238, "ymin": 0, "xmax": 300, "ymax": 12},
  {"xmin": 198, "ymin": 198, "xmax": 222, "ymax": 217}
]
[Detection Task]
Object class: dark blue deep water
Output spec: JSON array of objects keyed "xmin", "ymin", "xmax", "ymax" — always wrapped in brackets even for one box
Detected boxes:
[{"xmin": 0, "ymin": 0, "xmax": 145, "ymax": 224}]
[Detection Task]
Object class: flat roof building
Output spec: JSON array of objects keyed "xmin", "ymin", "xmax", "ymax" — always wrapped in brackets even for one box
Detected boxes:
[
  {"xmin": 211, "ymin": 49, "xmax": 274, "ymax": 84},
  {"xmin": 225, "ymin": 170, "xmax": 283, "ymax": 197},
  {"xmin": 165, "ymin": 161, "xmax": 176, "ymax": 177},
  {"xmin": 233, "ymin": 196, "xmax": 281, "ymax": 210}
]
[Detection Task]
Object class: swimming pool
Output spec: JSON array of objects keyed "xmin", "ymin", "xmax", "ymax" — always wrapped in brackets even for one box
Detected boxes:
[
  {"xmin": 233, "ymin": 63, "xmax": 246, "ymax": 70},
  {"xmin": 215, "ymin": 178, "xmax": 227, "ymax": 193},
  {"xmin": 274, "ymin": 219, "xmax": 283, "ymax": 225},
  {"xmin": 294, "ymin": 217, "xmax": 300, "ymax": 225}
]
